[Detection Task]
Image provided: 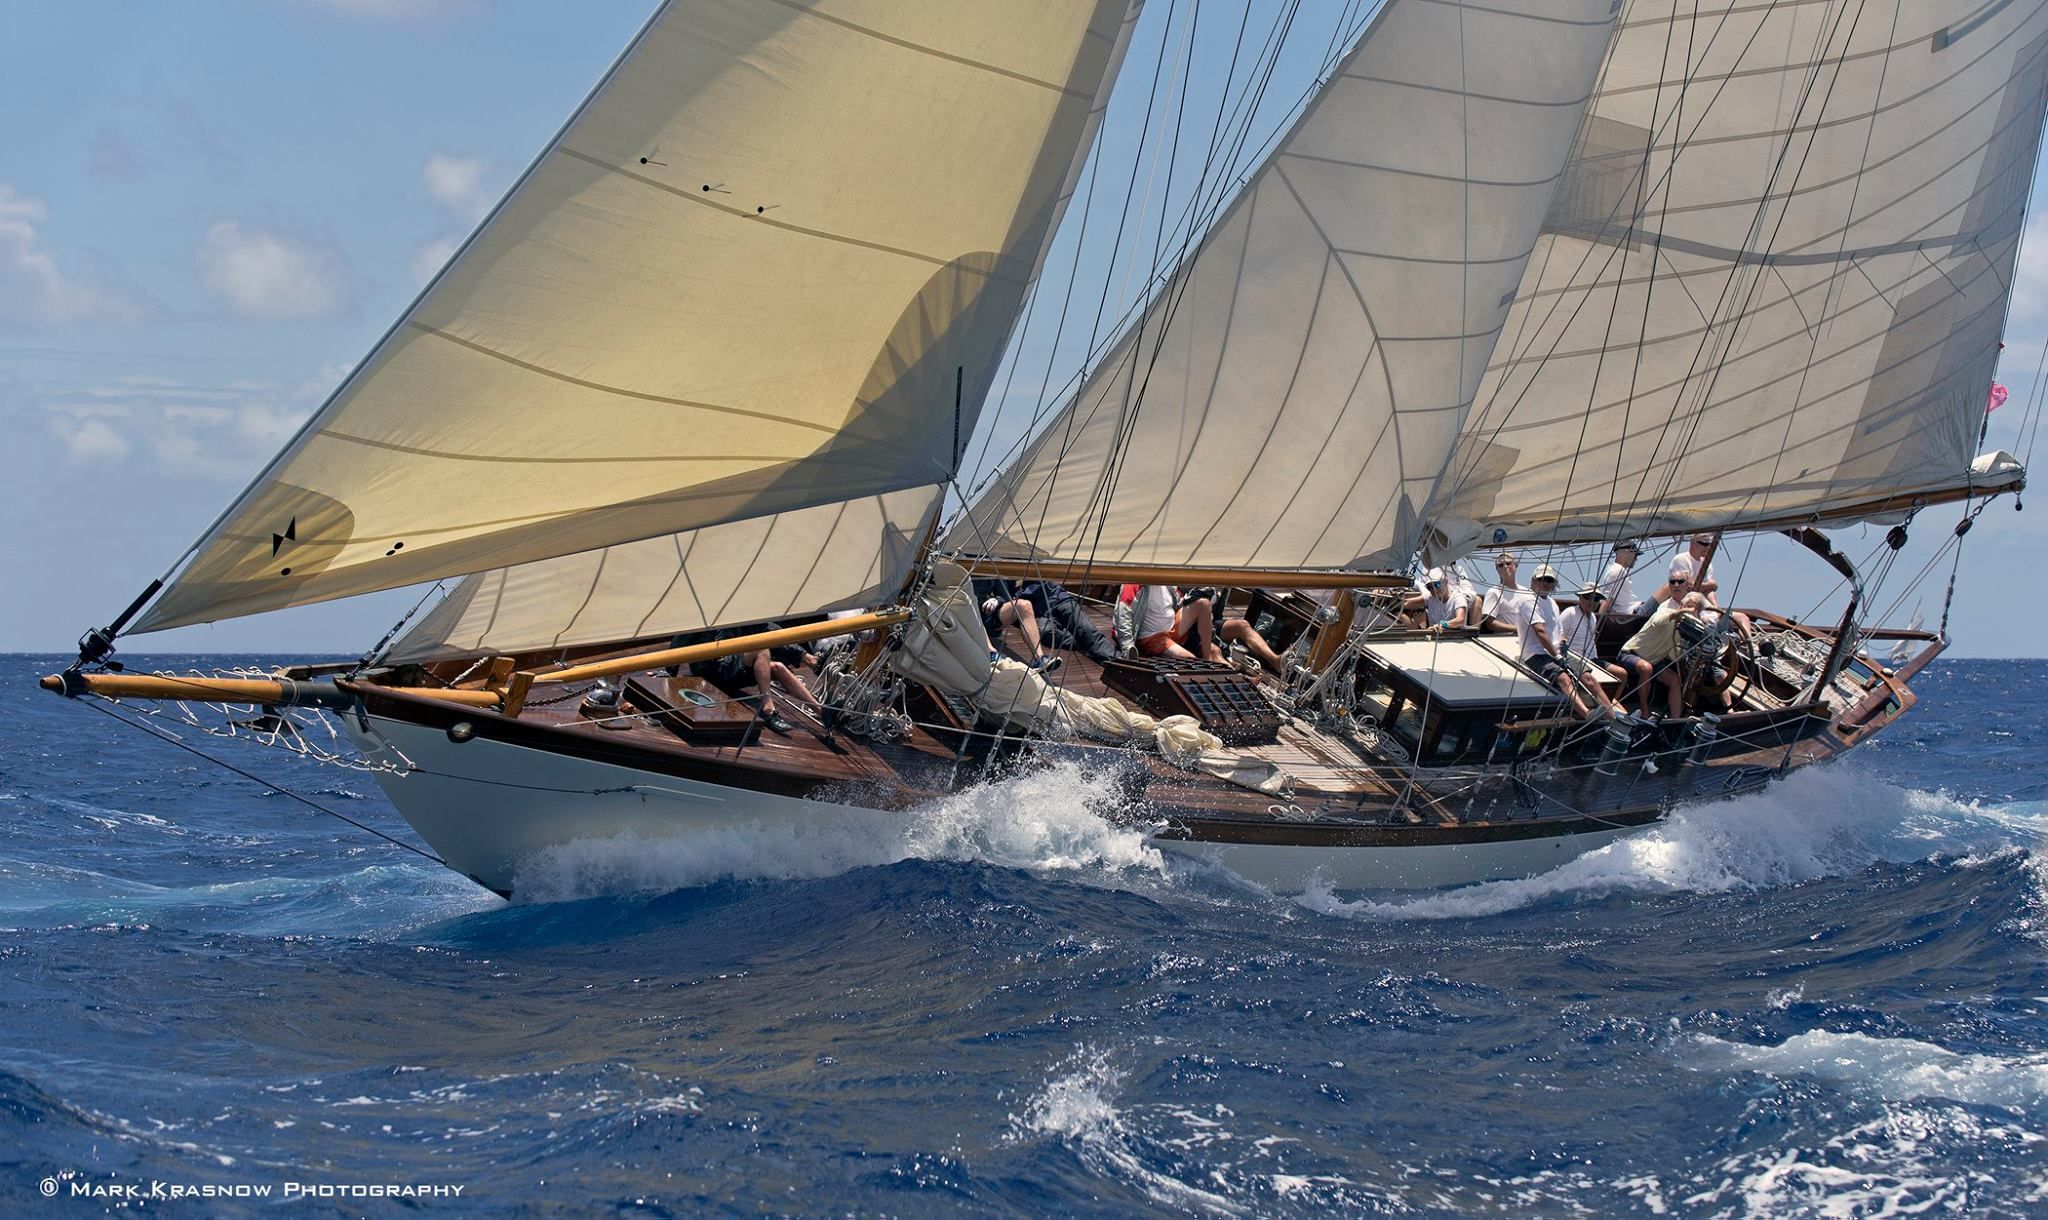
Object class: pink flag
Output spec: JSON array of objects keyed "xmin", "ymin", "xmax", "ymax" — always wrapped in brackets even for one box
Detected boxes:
[{"xmin": 1988, "ymin": 382, "xmax": 2010, "ymax": 413}]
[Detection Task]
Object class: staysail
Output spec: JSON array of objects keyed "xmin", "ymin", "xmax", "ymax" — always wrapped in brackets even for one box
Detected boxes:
[
  {"xmin": 949, "ymin": 0, "xmax": 1623, "ymax": 573},
  {"xmin": 131, "ymin": 0, "xmax": 1138, "ymax": 634},
  {"xmin": 1425, "ymin": 0, "xmax": 2048, "ymax": 555}
]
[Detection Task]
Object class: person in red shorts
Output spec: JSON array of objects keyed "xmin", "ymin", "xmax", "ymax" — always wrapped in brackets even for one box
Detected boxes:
[{"xmin": 1115, "ymin": 585, "xmax": 1286, "ymax": 676}]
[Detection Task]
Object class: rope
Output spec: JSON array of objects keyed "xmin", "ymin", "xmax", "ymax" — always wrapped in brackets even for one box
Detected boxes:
[{"xmin": 77, "ymin": 695, "xmax": 446, "ymax": 866}]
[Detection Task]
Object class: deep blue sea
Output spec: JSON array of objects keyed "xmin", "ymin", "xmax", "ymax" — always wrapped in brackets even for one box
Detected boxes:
[{"xmin": 4, "ymin": 654, "xmax": 2046, "ymax": 1216}]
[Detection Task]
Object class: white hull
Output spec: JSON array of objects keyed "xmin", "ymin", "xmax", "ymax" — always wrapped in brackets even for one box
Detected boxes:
[{"xmin": 348, "ymin": 713, "xmax": 1653, "ymax": 898}]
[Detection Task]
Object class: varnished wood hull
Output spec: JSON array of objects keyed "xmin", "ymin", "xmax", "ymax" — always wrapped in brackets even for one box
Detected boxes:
[{"xmin": 339, "ymin": 614, "xmax": 1940, "ymax": 899}]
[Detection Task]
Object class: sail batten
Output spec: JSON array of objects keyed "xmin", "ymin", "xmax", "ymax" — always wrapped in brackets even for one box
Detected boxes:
[{"xmin": 133, "ymin": 0, "xmax": 1137, "ymax": 636}]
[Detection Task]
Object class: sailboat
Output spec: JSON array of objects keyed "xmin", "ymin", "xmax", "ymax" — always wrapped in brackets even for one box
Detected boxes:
[{"xmin": 41, "ymin": 0, "xmax": 2041, "ymax": 898}]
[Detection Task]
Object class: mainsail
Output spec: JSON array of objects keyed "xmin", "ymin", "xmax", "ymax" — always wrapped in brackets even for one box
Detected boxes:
[
  {"xmin": 132, "ymin": 0, "xmax": 1138, "ymax": 634},
  {"xmin": 951, "ymin": 0, "xmax": 1625, "ymax": 572},
  {"xmin": 1425, "ymin": 0, "xmax": 2048, "ymax": 555}
]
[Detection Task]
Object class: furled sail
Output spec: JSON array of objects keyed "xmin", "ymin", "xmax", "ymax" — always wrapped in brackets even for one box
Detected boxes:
[
  {"xmin": 132, "ymin": 0, "xmax": 1137, "ymax": 634},
  {"xmin": 1426, "ymin": 0, "xmax": 2048, "ymax": 556},
  {"xmin": 950, "ymin": 0, "xmax": 1623, "ymax": 572}
]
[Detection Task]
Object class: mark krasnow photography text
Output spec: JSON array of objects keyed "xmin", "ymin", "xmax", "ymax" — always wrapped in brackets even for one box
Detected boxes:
[{"xmin": 40, "ymin": 1173, "xmax": 466, "ymax": 1201}]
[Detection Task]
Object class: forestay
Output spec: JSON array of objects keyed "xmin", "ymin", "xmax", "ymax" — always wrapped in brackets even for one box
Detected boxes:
[
  {"xmin": 952, "ymin": 0, "xmax": 1622, "ymax": 572},
  {"xmin": 1426, "ymin": 0, "xmax": 2048, "ymax": 556},
  {"xmin": 133, "ymin": 0, "xmax": 1136, "ymax": 633}
]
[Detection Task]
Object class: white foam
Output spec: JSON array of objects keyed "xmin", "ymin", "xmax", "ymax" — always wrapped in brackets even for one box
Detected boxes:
[
  {"xmin": 1303, "ymin": 768, "xmax": 2045, "ymax": 920},
  {"xmin": 1011, "ymin": 1047, "xmax": 1241, "ymax": 1215},
  {"xmin": 1692, "ymin": 1030, "xmax": 2048, "ymax": 1110},
  {"xmin": 515, "ymin": 760, "xmax": 1162, "ymax": 901}
]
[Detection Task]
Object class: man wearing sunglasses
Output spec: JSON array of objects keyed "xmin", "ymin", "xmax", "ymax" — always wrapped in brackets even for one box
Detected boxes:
[{"xmin": 1477, "ymin": 552, "xmax": 1535, "ymax": 635}]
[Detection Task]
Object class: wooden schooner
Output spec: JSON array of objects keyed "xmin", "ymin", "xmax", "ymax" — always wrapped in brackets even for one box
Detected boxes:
[{"xmin": 42, "ymin": 0, "xmax": 2041, "ymax": 898}]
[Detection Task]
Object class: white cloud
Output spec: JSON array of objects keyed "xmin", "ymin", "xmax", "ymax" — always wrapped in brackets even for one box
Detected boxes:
[
  {"xmin": 424, "ymin": 153, "xmax": 492, "ymax": 224},
  {"xmin": 197, "ymin": 220, "xmax": 347, "ymax": 319},
  {"xmin": 0, "ymin": 182, "xmax": 142, "ymax": 324},
  {"xmin": 48, "ymin": 415, "xmax": 132, "ymax": 462},
  {"xmin": 32, "ymin": 368, "xmax": 335, "ymax": 480}
]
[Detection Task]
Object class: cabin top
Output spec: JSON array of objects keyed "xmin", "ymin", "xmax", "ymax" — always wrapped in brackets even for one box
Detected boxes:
[{"xmin": 1360, "ymin": 637, "xmax": 1563, "ymax": 711}]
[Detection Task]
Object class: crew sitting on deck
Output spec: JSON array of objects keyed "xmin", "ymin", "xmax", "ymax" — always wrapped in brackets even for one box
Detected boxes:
[
  {"xmin": 1477, "ymin": 552, "xmax": 1535, "ymax": 635},
  {"xmin": 1405, "ymin": 567, "xmax": 1474, "ymax": 630},
  {"xmin": 1117, "ymin": 584, "xmax": 1287, "ymax": 676},
  {"xmin": 972, "ymin": 577, "xmax": 1061, "ymax": 674},
  {"xmin": 1558, "ymin": 583, "xmax": 1634, "ymax": 719},
  {"xmin": 675, "ymin": 624, "xmax": 825, "ymax": 734},
  {"xmin": 1657, "ymin": 532, "xmax": 1754, "ymax": 645},
  {"xmin": 1518, "ymin": 567, "xmax": 1621, "ymax": 722},
  {"xmin": 1614, "ymin": 593, "xmax": 1704, "ymax": 720},
  {"xmin": 1598, "ymin": 540, "xmax": 1652, "ymax": 617},
  {"xmin": 1016, "ymin": 580, "xmax": 1116, "ymax": 664}
]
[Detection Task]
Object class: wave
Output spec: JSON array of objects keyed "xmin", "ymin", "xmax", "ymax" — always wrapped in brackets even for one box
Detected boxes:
[
  {"xmin": 513, "ymin": 761, "xmax": 1163, "ymax": 902},
  {"xmin": 1681, "ymin": 1030, "xmax": 2048, "ymax": 1215},
  {"xmin": 1009, "ymin": 1046, "xmax": 1241, "ymax": 1216},
  {"xmin": 0, "ymin": 863, "xmax": 491, "ymax": 937},
  {"xmin": 1300, "ymin": 767, "xmax": 2047, "ymax": 921},
  {"xmin": 1692, "ymin": 1029, "xmax": 2048, "ymax": 1110}
]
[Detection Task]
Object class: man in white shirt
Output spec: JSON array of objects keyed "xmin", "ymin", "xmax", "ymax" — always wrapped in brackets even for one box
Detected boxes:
[
  {"xmin": 1405, "ymin": 567, "xmax": 1473, "ymax": 629},
  {"xmin": 1660, "ymin": 532, "xmax": 1753, "ymax": 642},
  {"xmin": 1598, "ymin": 540, "xmax": 1650, "ymax": 616},
  {"xmin": 1519, "ymin": 568, "xmax": 1619, "ymax": 721},
  {"xmin": 1478, "ymin": 552, "xmax": 1535, "ymax": 635}
]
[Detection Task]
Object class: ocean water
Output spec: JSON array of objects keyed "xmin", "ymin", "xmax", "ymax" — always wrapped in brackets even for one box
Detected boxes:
[{"xmin": 4, "ymin": 654, "xmax": 2047, "ymax": 1216}]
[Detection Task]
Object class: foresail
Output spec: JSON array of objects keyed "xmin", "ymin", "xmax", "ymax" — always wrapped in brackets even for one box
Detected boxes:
[
  {"xmin": 384, "ymin": 485, "xmax": 940, "ymax": 662},
  {"xmin": 133, "ymin": 0, "xmax": 1135, "ymax": 634},
  {"xmin": 951, "ymin": 0, "xmax": 1622, "ymax": 572},
  {"xmin": 1426, "ymin": 0, "xmax": 2048, "ymax": 556}
]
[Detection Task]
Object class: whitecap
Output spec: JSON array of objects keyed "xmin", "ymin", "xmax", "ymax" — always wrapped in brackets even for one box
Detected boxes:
[
  {"xmin": 1009, "ymin": 1046, "xmax": 1240, "ymax": 1215},
  {"xmin": 1691, "ymin": 1029, "xmax": 2048, "ymax": 1110},
  {"xmin": 1302, "ymin": 768, "xmax": 2045, "ymax": 920}
]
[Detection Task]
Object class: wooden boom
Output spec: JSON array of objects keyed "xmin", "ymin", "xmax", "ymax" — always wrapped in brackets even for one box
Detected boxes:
[
  {"xmin": 39, "ymin": 672, "xmax": 501, "ymax": 708},
  {"xmin": 531, "ymin": 609, "xmax": 912, "ymax": 687}
]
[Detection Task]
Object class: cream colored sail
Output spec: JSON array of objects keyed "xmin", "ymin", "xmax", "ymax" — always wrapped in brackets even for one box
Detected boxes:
[
  {"xmin": 384, "ymin": 486, "xmax": 939, "ymax": 663},
  {"xmin": 379, "ymin": 0, "xmax": 1144, "ymax": 663},
  {"xmin": 1426, "ymin": 0, "xmax": 2048, "ymax": 556},
  {"xmin": 950, "ymin": 0, "xmax": 1623, "ymax": 572},
  {"xmin": 133, "ymin": 0, "xmax": 1136, "ymax": 634}
]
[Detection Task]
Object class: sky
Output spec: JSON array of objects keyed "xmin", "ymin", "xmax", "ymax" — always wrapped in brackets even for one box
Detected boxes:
[{"xmin": 4, "ymin": 1, "xmax": 2047, "ymax": 659}]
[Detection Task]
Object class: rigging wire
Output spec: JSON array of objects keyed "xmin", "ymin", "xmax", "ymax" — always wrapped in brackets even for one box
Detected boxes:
[{"xmin": 76, "ymin": 695, "xmax": 446, "ymax": 866}]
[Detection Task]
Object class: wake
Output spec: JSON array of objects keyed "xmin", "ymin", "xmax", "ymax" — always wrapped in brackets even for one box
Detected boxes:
[{"xmin": 1301, "ymin": 766, "xmax": 2047, "ymax": 921}]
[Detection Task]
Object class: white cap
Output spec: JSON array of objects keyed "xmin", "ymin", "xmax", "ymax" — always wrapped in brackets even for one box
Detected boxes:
[
  {"xmin": 1530, "ymin": 563, "xmax": 1560, "ymax": 583},
  {"xmin": 1424, "ymin": 567, "xmax": 1447, "ymax": 585}
]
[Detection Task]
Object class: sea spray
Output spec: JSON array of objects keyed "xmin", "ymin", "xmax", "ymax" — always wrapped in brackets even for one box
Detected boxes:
[
  {"xmin": 1299, "ymin": 767, "xmax": 2044, "ymax": 921},
  {"xmin": 513, "ymin": 760, "xmax": 1161, "ymax": 901}
]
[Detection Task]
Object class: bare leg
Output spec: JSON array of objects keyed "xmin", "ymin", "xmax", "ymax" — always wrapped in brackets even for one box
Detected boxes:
[
  {"xmin": 1655, "ymin": 669, "xmax": 1682, "ymax": 719},
  {"xmin": 1579, "ymin": 667, "xmax": 1618, "ymax": 714},
  {"xmin": 1624, "ymin": 657, "xmax": 1654, "ymax": 715},
  {"xmin": 766, "ymin": 661, "xmax": 822, "ymax": 712},
  {"xmin": 747, "ymin": 651, "xmax": 778, "ymax": 718},
  {"xmin": 1219, "ymin": 617, "xmax": 1285, "ymax": 675},
  {"xmin": 1000, "ymin": 600, "xmax": 1045, "ymax": 661},
  {"xmin": 1175, "ymin": 598, "xmax": 1222, "ymax": 663}
]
